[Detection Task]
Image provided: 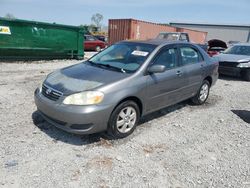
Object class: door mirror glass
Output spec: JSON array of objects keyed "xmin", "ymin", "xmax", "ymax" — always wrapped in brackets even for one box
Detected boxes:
[{"xmin": 148, "ymin": 65, "xmax": 166, "ymax": 74}]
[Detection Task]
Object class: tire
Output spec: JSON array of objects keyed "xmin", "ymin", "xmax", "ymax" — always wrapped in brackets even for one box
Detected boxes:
[
  {"xmin": 242, "ymin": 69, "xmax": 250, "ymax": 81},
  {"xmin": 95, "ymin": 46, "xmax": 101, "ymax": 52},
  {"xmin": 191, "ymin": 80, "xmax": 210, "ymax": 105},
  {"xmin": 107, "ymin": 101, "xmax": 140, "ymax": 139}
]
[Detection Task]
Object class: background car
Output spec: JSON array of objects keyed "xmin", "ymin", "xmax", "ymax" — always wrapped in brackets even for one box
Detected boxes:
[
  {"xmin": 84, "ymin": 35, "xmax": 106, "ymax": 52},
  {"xmin": 215, "ymin": 43, "xmax": 250, "ymax": 81},
  {"xmin": 228, "ymin": 40, "xmax": 240, "ymax": 46},
  {"xmin": 94, "ymin": 35, "xmax": 107, "ymax": 42}
]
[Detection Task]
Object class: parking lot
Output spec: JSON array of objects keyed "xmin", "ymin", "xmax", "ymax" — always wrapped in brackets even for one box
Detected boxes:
[{"xmin": 0, "ymin": 57, "xmax": 250, "ymax": 187}]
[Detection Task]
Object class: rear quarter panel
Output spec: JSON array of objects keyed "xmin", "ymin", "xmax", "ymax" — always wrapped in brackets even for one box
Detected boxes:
[{"xmin": 200, "ymin": 46, "xmax": 219, "ymax": 86}]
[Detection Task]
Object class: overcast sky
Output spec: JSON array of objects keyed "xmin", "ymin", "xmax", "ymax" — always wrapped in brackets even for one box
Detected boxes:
[{"xmin": 1, "ymin": 0, "xmax": 249, "ymax": 26}]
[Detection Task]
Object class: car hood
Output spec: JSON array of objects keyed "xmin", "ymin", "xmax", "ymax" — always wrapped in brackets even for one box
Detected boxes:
[
  {"xmin": 44, "ymin": 63, "xmax": 129, "ymax": 95},
  {"xmin": 215, "ymin": 54, "xmax": 250, "ymax": 63}
]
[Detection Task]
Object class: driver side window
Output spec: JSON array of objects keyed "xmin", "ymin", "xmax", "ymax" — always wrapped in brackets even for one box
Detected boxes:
[{"xmin": 153, "ymin": 48, "xmax": 177, "ymax": 69}]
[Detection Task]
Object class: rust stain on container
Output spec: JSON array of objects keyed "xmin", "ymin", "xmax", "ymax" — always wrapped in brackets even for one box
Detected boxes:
[
  {"xmin": 109, "ymin": 19, "xmax": 207, "ymax": 45},
  {"xmin": 108, "ymin": 19, "xmax": 132, "ymax": 45},
  {"xmin": 109, "ymin": 19, "xmax": 176, "ymax": 45}
]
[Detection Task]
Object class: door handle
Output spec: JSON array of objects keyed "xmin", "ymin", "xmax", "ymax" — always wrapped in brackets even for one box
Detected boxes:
[{"xmin": 176, "ymin": 71, "xmax": 182, "ymax": 76}]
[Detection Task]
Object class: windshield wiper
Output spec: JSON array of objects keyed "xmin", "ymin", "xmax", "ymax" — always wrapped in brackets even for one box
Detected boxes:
[
  {"xmin": 86, "ymin": 60, "xmax": 126, "ymax": 73},
  {"xmin": 99, "ymin": 63, "xmax": 126, "ymax": 73},
  {"xmin": 86, "ymin": 60, "xmax": 105, "ymax": 68},
  {"xmin": 86, "ymin": 60, "xmax": 97, "ymax": 65}
]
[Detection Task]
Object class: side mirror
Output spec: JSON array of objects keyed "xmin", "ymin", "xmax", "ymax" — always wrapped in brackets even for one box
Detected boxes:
[{"xmin": 147, "ymin": 65, "xmax": 166, "ymax": 74}]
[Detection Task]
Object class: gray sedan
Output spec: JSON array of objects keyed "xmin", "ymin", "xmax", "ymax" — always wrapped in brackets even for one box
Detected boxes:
[
  {"xmin": 215, "ymin": 43, "xmax": 250, "ymax": 81},
  {"xmin": 34, "ymin": 40, "xmax": 218, "ymax": 138}
]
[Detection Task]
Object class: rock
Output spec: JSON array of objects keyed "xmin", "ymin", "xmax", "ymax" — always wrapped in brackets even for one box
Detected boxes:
[
  {"xmin": 5, "ymin": 160, "xmax": 18, "ymax": 168},
  {"xmin": 76, "ymin": 154, "xmax": 82, "ymax": 158},
  {"xmin": 116, "ymin": 156, "xmax": 122, "ymax": 161},
  {"xmin": 127, "ymin": 173, "xmax": 133, "ymax": 178},
  {"xmin": 197, "ymin": 179, "xmax": 202, "ymax": 184},
  {"xmin": 218, "ymin": 119, "xmax": 224, "ymax": 123},
  {"xmin": 211, "ymin": 156, "xmax": 217, "ymax": 161}
]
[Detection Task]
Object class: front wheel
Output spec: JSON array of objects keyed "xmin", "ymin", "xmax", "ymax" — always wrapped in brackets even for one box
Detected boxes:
[
  {"xmin": 107, "ymin": 101, "xmax": 140, "ymax": 139},
  {"xmin": 192, "ymin": 80, "xmax": 210, "ymax": 105},
  {"xmin": 95, "ymin": 46, "xmax": 101, "ymax": 52}
]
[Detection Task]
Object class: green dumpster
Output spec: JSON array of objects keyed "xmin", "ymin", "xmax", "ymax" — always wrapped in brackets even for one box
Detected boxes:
[{"xmin": 0, "ymin": 17, "xmax": 85, "ymax": 60}]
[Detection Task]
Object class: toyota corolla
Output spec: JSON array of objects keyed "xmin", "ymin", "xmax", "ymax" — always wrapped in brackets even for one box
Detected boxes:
[{"xmin": 34, "ymin": 40, "xmax": 218, "ymax": 138}]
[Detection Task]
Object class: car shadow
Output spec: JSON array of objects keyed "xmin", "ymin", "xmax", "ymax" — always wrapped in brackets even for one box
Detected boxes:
[
  {"xmin": 231, "ymin": 110, "xmax": 250, "ymax": 124},
  {"xmin": 139, "ymin": 100, "xmax": 190, "ymax": 124},
  {"xmin": 31, "ymin": 101, "xmax": 191, "ymax": 146}
]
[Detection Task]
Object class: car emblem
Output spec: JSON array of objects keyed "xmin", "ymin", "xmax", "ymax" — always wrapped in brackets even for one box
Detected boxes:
[{"xmin": 46, "ymin": 88, "xmax": 52, "ymax": 95}]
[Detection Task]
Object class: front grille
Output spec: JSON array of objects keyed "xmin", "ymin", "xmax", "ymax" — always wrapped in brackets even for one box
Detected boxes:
[
  {"xmin": 219, "ymin": 61, "xmax": 239, "ymax": 68},
  {"xmin": 41, "ymin": 84, "xmax": 63, "ymax": 101}
]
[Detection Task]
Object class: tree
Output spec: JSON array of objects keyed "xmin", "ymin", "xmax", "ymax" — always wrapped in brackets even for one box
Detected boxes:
[
  {"xmin": 4, "ymin": 13, "xmax": 16, "ymax": 19},
  {"xmin": 91, "ymin": 13, "xmax": 103, "ymax": 30}
]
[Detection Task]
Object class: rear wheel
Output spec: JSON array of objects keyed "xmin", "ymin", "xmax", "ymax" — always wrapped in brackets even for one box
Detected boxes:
[
  {"xmin": 107, "ymin": 101, "xmax": 140, "ymax": 139},
  {"xmin": 192, "ymin": 80, "xmax": 210, "ymax": 105},
  {"xmin": 242, "ymin": 69, "xmax": 250, "ymax": 81},
  {"xmin": 95, "ymin": 46, "xmax": 101, "ymax": 52}
]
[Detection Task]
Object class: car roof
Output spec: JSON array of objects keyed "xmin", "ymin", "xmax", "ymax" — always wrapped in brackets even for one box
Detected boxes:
[{"xmin": 119, "ymin": 39, "xmax": 190, "ymax": 46}]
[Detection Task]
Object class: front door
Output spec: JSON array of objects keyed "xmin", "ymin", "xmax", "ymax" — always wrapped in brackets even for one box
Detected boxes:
[{"xmin": 145, "ymin": 46, "xmax": 188, "ymax": 113}]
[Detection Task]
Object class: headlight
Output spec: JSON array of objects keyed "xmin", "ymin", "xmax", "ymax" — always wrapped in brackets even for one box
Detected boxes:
[
  {"xmin": 237, "ymin": 62, "xmax": 250, "ymax": 68},
  {"xmin": 63, "ymin": 91, "xmax": 104, "ymax": 105}
]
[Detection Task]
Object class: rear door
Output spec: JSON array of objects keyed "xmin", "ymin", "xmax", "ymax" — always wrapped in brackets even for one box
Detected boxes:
[
  {"xmin": 178, "ymin": 44, "xmax": 205, "ymax": 96},
  {"xmin": 145, "ymin": 45, "xmax": 188, "ymax": 113}
]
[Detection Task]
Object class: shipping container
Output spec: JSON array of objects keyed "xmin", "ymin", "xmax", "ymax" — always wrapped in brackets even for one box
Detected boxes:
[
  {"xmin": 108, "ymin": 18, "xmax": 207, "ymax": 45},
  {"xmin": 0, "ymin": 17, "xmax": 85, "ymax": 60},
  {"xmin": 175, "ymin": 27, "xmax": 207, "ymax": 44},
  {"xmin": 108, "ymin": 19, "xmax": 176, "ymax": 45}
]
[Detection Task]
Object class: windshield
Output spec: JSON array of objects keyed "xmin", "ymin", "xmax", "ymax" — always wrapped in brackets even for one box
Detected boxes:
[
  {"xmin": 224, "ymin": 45, "xmax": 250, "ymax": 56},
  {"xmin": 88, "ymin": 42, "xmax": 156, "ymax": 73}
]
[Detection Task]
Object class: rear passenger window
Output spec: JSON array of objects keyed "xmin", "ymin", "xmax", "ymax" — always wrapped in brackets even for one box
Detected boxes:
[
  {"xmin": 153, "ymin": 48, "xmax": 177, "ymax": 69},
  {"xmin": 180, "ymin": 47, "xmax": 203, "ymax": 65}
]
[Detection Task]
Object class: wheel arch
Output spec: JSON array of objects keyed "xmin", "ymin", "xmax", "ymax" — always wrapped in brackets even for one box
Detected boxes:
[
  {"xmin": 204, "ymin": 76, "xmax": 212, "ymax": 86},
  {"xmin": 113, "ymin": 96, "xmax": 143, "ymax": 117}
]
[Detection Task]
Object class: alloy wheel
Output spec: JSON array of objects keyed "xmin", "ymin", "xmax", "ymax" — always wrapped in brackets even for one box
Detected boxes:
[{"xmin": 116, "ymin": 107, "xmax": 137, "ymax": 133}]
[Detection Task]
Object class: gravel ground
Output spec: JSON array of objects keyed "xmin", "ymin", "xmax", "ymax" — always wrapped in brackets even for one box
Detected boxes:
[{"xmin": 0, "ymin": 58, "xmax": 250, "ymax": 188}]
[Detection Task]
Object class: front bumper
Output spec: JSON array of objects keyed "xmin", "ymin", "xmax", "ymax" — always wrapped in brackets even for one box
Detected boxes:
[
  {"xmin": 34, "ymin": 88, "xmax": 114, "ymax": 134},
  {"xmin": 219, "ymin": 66, "xmax": 242, "ymax": 77}
]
